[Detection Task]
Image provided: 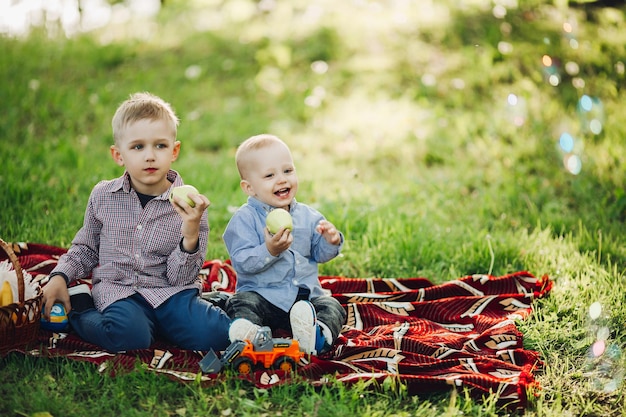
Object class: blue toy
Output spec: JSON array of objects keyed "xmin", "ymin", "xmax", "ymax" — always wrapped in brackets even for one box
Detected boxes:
[{"xmin": 40, "ymin": 303, "xmax": 69, "ymax": 332}]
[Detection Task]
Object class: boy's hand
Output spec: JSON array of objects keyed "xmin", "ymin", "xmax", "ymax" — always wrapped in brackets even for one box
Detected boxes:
[
  {"xmin": 171, "ymin": 191, "xmax": 210, "ymax": 252},
  {"xmin": 316, "ymin": 220, "xmax": 341, "ymax": 245},
  {"xmin": 265, "ymin": 227, "xmax": 293, "ymax": 256},
  {"xmin": 42, "ymin": 275, "xmax": 71, "ymax": 319}
]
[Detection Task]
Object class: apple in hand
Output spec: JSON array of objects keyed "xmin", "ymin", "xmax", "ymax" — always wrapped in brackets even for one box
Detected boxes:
[
  {"xmin": 266, "ymin": 208, "xmax": 293, "ymax": 234},
  {"xmin": 169, "ymin": 185, "xmax": 199, "ymax": 207}
]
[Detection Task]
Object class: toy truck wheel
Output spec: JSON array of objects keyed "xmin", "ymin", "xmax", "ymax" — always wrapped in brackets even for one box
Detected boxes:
[
  {"xmin": 233, "ymin": 357, "xmax": 254, "ymax": 374},
  {"xmin": 272, "ymin": 356, "xmax": 296, "ymax": 373}
]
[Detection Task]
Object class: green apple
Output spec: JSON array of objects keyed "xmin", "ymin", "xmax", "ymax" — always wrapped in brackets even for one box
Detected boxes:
[
  {"xmin": 169, "ymin": 185, "xmax": 199, "ymax": 207},
  {"xmin": 266, "ymin": 208, "xmax": 293, "ymax": 234}
]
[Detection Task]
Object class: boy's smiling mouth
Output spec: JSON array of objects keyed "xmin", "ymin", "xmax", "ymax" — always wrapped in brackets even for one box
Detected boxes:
[{"xmin": 275, "ymin": 188, "xmax": 290, "ymax": 198}]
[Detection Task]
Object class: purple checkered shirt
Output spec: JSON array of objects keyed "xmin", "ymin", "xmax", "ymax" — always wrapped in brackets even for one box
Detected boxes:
[{"xmin": 51, "ymin": 170, "xmax": 209, "ymax": 311}]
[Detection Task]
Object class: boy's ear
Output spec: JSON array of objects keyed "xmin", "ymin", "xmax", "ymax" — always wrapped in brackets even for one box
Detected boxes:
[
  {"xmin": 240, "ymin": 180, "xmax": 255, "ymax": 196},
  {"xmin": 171, "ymin": 140, "xmax": 181, "ymax": 162},
  {"xmin": 110, "ymin": 145, "xmax": 124, "ymax": 166}
]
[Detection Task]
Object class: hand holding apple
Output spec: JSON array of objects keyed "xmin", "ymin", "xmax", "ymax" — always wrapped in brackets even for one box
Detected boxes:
[
  {"xmin": 169, "ymin": 185, "xmax": 199, "ymax": 208},
  {"xmin": 169, "ymin": 184, "xmax": 210, "ymax": 253},
  {"xmin": 264, "ymin": 224, "xmax": 293, "ymax": 256},
  {"xmin": 266, "ymin": 208, "xmax": 293, "ymax": 234}
]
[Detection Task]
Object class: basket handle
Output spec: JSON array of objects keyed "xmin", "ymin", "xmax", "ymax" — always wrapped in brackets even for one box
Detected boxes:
[{"xmin": 0, "ymin": 239, "xmax": 25, "ymax": 304}]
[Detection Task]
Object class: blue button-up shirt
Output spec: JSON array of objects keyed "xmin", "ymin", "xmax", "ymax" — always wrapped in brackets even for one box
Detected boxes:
[
  {"xmin": 223, "ymin": 196, "xmax": 343, "ymax": 312},
  {"xmin": 51, "ymin": 170, "xmax": 208, "ymax": 311}
]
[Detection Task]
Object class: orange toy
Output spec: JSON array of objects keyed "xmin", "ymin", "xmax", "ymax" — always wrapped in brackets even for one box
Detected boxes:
[{"xmin": 200, "ymin": 326, "xmax": 304, "ymax": 374}]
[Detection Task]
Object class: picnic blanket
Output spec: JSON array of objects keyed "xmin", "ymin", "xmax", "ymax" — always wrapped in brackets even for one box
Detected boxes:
[{"xmin": 1, "ymin": 242, "xmax": 552, "ymax": 409}]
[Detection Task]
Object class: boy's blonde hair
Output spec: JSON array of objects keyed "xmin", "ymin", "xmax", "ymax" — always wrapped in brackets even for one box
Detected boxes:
[
  {"xmin": 112, "ymin": 92, "xmax": 179, "ymax": 144},
  {"xmin": 235, "ymin": 134, "xmax": 290, "ymax": 179}
]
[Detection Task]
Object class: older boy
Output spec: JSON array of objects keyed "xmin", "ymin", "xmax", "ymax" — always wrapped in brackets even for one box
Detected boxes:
[
  {"xmin": 42, "ymin": 92, "xmax": 231, "ymax": 352},
  {"xmin": 223, "ymin": 134, "xmax": 346, "ymax": 355}
]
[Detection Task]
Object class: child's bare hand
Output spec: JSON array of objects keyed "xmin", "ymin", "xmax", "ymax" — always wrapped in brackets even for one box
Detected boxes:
[
  {"xmin": 170, "ymin": 191, "xmax": 210, "ymax": 215},
  {"xmin": 265, "ymin": 227, "xmax": 293, "ymax": 256},
  {"xmin": 171, "ymin": 191, "xmax": 210, "ymax": 251},
  {"xmin": 316, "ymin": 220, "xmax": 341, "ymax": 245},
  {"xmin": 42, "ymin": 275, "xmax": 71, "ymax": 319}
]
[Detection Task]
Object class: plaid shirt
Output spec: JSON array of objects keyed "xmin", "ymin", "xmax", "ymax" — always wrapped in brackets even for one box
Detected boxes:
[{"xmin": 51, "ymin": 170, "xmax": 208, "ymax": 311}]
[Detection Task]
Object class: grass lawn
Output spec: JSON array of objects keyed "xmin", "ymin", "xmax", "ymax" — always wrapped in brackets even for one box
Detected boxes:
[{"xmin": 1, "ymin": 1, "xmax": 626, "ymax": 415}]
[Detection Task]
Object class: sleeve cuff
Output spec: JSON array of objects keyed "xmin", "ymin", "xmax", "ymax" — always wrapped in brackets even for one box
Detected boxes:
[
  {"xmin": 179, "ymin": 238, "xmax": 199, "ymax": 254},
  {"xmin": 49, "ymin": 272, "xmax": 70, "ymax": 285}
]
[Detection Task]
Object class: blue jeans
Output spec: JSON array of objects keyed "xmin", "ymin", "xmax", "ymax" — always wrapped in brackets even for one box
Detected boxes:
[{"xmin": 68, "ymin": 289, "xmax": 231, "ymax": 352}]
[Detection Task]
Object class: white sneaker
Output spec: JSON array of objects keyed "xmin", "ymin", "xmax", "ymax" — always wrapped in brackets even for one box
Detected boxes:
[
  {"xmin": 290, "ymin": 300, "xmax": 321, "ymax": 355},
  {"xmin": 68, "ymin": 284, "xmax": 94, "ymax": 313},
  {"xmin": 228, "ymin": 318, "xmax": 260, "ymax": 342}
]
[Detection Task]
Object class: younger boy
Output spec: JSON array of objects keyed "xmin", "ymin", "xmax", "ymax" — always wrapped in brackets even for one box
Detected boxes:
[
  {"xmin": 42, "ymin": 92, "xmax": 231, "ymax": 352},
  {"xmin": 223, "ymin": 134, "xmax": 346, "ymax": 355}
]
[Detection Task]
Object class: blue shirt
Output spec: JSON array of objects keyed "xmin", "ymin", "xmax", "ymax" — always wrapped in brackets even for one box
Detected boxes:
[
  {"xmin": 223, "ymin": 196, "xmax": 343, "ymax": 312},
  {"xmin": 51, "ymin": 170, "xmax": 208, "ymax": 311}
]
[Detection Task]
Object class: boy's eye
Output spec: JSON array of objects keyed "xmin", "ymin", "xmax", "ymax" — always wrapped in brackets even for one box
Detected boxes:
[
  {"xmin": 156, "ymin": 143, "xmax": 168, "ymax": 149},
  {"xmin": 133, "ymin": 144, "xmax": 143, "ymax": 150},
  {"xmin": 264, "ymin": 173, "xmax": 274, "ymax": 179}
]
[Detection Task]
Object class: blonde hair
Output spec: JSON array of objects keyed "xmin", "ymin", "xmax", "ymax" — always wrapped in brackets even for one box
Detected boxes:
[
  {"xmin": 112, "ymin": 92, "xmax": 179, "ymax": 143},
  {"xmin": 235, "ymin": 134, "xmax": 291, "ymax": 179}
]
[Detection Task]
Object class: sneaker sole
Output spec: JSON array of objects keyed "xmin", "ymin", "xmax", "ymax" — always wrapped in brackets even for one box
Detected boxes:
[
  {"xmin": 290, "ymin": 300, "xmax": 317, "ymax": 354},
  {"xmin": 68, "ymin": 283, "xmax": 91, "ymax": 296},
  {"xmin": 229, "ymin": 318, "xmax": 260, "ymax": 342}
]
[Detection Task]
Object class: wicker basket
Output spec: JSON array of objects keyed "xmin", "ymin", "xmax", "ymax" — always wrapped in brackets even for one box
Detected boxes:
[{"xmin": 0, "ymin": 238, "xmax": 43, "ymax": 356}]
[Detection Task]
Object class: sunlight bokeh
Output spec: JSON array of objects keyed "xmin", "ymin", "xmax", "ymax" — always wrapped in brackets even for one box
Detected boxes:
[
  {"xmin": 584, "ymin": 301, "xmax": 624, "ymax": 393},
  {"xmin": 0, "ymin": 0, "xmax": 161, "ymax": 37}
]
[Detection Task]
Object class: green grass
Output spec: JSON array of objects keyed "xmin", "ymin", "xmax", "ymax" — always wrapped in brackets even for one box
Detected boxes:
[{"xmin": 1, "ymin": 1, "xmax": 626, "ymax": 415}]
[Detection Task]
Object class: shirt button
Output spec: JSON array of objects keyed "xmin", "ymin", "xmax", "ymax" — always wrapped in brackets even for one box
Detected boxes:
[
  {"xmin": 135, "ymin": 254, "xmax": 140, "ymax": 258},
  {"xmin": 137, "ymin": 225, "xmax": 143, "ymax": 230},
  {"xmin": 293, "ymin": 280, "xmax": 298, "ymax": 286},
  {"xmin": 265, "ymin": 257, "xmax": 270, "ymax": 263}
]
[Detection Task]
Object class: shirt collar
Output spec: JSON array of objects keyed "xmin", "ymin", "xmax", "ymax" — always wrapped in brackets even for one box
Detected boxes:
[
  {"xmin": 111, "ymin": 170, "xmax": 182, "ymax": 199},
  {"xmin": 247, "ymin": 196, "xmax": 298, "ymax": 214}
]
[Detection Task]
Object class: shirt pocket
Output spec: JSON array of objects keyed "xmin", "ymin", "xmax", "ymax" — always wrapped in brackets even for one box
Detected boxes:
[
  {"xmin": 290, "ymin": 226, "xmax": 312, "ymax": 257},
  {"xmin": 144, "ymin": 217, "xmax": 181, "ymax": 257}
]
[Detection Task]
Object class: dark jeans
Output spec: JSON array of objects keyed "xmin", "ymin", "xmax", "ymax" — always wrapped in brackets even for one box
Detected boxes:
[{"xmin": 225, "ymin": 290, "xmax": 346, "ymax": 341}]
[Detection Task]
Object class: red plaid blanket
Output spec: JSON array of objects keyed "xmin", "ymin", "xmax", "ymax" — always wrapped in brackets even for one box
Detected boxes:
[{"xmin": 2, "ymin": 242, "xmax": 552, "ymax": 409}]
